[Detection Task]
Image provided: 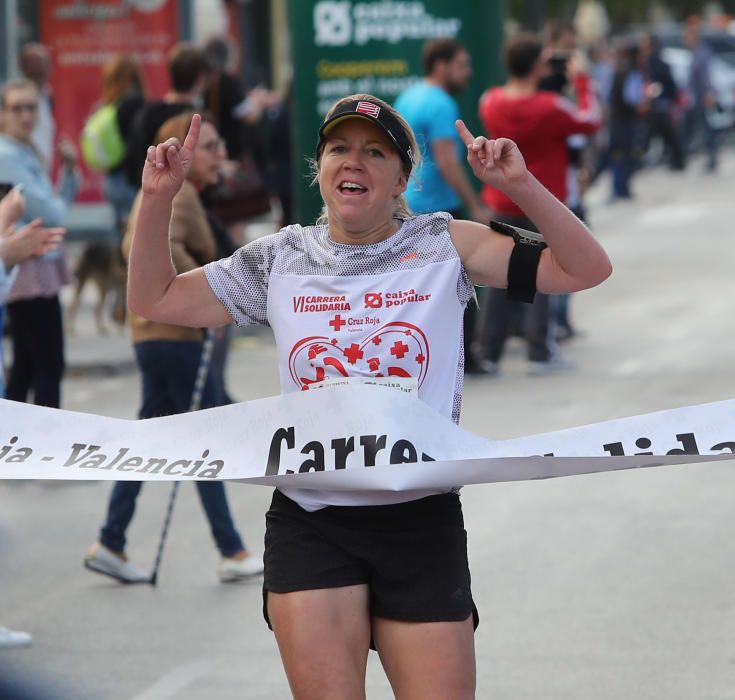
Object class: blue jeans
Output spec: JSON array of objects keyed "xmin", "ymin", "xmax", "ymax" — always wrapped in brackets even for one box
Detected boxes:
[
  {"xmin": 609, "ymin": 120, "xmax": 637, "ymax": 198},
  {"xmin": 103, "ymin": 170, "xmax": 137, "ymax": 233},
  {"xmin": 687, "ymin": 102, "xmax": 718, "ymax": 170},
  {"xmin": 99, "ymin": 340, "xmax": 245, "ymax": 556}
]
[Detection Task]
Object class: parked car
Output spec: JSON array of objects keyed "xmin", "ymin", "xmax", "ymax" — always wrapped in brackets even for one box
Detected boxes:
[
  {"xmin": 661, "ymin": 46, "xmax": 735, "ymax": 130},
  {"xmin": 655, "ymin": 24, "xmax": 735, "ymax": 66}
]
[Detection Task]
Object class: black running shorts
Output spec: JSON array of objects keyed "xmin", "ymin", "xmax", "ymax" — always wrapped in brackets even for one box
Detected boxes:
[{"xmin": 263, "ymin": 489, "xmax": 478, "ymax": 630}]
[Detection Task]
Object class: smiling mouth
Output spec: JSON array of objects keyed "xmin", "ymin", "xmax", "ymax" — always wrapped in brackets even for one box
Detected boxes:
[{"xmin": 338, "ymin": 181, "xmax": 368, "ymax": 195}]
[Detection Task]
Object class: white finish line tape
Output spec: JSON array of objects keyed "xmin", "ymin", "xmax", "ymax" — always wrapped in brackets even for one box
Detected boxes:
[{"xmin": 1, "ymin": 384, "xmax": 733, "ymax": 489}]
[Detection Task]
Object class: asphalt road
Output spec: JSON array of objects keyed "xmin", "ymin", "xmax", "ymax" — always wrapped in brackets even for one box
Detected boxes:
[{"xmin": 2, "ymin": 152, "xmax": 735, "ymax": 699}]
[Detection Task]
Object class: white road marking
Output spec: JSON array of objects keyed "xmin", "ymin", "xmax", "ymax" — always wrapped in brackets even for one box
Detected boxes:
[
  {"xmin": 635, "ymin": 203, "xmax": 704, "ymax": 228},
  {"xmin": 128, "ymin": 659, "xmax": 213, "ymax": 700}
]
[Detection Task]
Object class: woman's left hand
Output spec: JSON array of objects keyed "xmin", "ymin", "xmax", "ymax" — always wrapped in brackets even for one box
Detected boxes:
[{"xmin": 455, "ymin": 120, "xmax": 527, "ymax": 191}]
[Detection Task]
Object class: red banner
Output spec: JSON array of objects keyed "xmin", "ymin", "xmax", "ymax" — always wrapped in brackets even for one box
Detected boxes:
[{"xmin": 40, "ymin": 0, "xmax": 179, "ymax": 202}]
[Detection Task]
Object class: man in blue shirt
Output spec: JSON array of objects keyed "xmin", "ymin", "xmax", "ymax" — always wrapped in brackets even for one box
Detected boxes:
[
  {"xmin": 395, "ymin": 38, "xmax": 490, "ymax": 373},
  {"xmin": 395, "ymin": 38, "xmax": 490, "ymax": 223}
]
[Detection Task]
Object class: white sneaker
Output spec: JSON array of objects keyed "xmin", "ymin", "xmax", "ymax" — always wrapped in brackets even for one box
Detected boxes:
[
  {"xmin": 528, "ymin": 356, "xmax": 576, "ymax": 376},
  {"xmin": 218, "ymin": 553, "xmax": 264, "ymax": 582},
  {"xmin": 0, "ymin": 626, "xmax": 32, "ymax": 649},
  {"xmin": 83, "ymin": 543, "xmax": 149, "ymax": 584}
]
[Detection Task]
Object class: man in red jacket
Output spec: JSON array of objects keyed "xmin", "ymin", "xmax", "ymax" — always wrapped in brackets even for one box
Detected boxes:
[{"xmin": 477, "ymin": 32, "xmax": 601, "ymax": 375}]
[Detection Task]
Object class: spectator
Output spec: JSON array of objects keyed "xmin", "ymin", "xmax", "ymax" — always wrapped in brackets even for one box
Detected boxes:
[
  {"xmin": 18, "ymin": 43, "xmax": 54, "ymax": 170},
  {"xmin": 540, "ymin": 22, "xmax": 594, "ymax": 341},
  {"xmin": 0, "ymin": 79, "xmax": 79, "ymax": 408},
  {"xmin": 84, "ymin": 112, "xmax": 263, "ymax": 584},
  {"xmin": 395, "ymin": 38, "xmax": 491, "ymax": 375},
  {"xmin": 124, "ymin": 43, "xmax": 210, "ymax": 188},
  {"xmin": 683, "ymin": 17, "xmax": 718, "ymax": 172},
  {"xmin": 0, "ymin": 185, "xmax": 64, "ymax": 649},
  {"xmin": 587, "ymin": 39, "xmax": 615, "ymax": 183},
  {"xmin": 203, "ymin": 35, "xmax": 262, "ymax": 161},
  {"xmin": 93, "ymin": 54, "xmax": 146, "ymax": 232},
  {"xmin": 608, "ymin": 40, "xmax": 646, "ymax": 200},
  {"xmin": 639, "ymin": 32, "xmax": 685, "ymax": 171},
  {"xmin": 262, "ymin": 81, "xmax": 293, "ymax": 227},
  {"xmin": 477, "ymin": 32, "xmax": 601, "ymax": 375},
  {"xmin": 202, "ymin": 35, "xmax": 273, "ymax": 233}
]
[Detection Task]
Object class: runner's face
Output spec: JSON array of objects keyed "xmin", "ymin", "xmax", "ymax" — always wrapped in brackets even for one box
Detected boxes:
[
  {"xmin": 1, "ymin": 87, "xmax": 39, "ymax": 142},
  {"xmin": 190, "ymin": 122, "xmax": 225, "ymax": 187},
  {"xmin": 319, "ymin": 118, "xmax": 407, "ymax": 238}
]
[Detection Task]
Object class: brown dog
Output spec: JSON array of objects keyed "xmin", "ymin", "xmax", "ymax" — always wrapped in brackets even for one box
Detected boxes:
[{"xmin": 66, "ymin": 240, "xmax": 127, "ymax": 335}]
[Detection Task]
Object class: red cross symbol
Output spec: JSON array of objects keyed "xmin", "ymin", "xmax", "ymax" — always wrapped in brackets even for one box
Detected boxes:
[
  {"xmin": 367, "ymin": 357, "xmax": 380, "ymax": 371},
  {"xmin": 415, "ymin": 353, "xmax": 425, "ymax": 365},
  {"xmin": 372, "ymin": 336, "xmax": 382, "ymax": 345},
  {"xmin": 329, "ymin": 314, "xmax": 346, "ymax": 331},
  {"xmin": 343, "ymin": 343, "xmax": 364, "ymax": 365},
  {"xmin": 390, "ymin": 341, "xmax": 409, "ymax": 359}
]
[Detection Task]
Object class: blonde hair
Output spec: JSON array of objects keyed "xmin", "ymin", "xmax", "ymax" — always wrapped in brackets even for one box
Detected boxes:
[
  {"xmin": 313, "ymin": 93, "xmax": 420, "ymax": 225},
  {"xmin": 0, "ymin": 79, "xmax": 38, "ymax": 108}
]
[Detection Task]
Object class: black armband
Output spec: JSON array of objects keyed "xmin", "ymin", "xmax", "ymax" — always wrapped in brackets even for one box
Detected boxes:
[{"xmin": 489, "ymin": 220, "xmax": 547, "ymax": 304}]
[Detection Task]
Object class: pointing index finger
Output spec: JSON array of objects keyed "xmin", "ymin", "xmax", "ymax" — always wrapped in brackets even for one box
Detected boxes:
[
  {"xmin": 455, "ymin": 119, "xmax": 475, "ymax": 146},
  {"xmin": 182, "ymin": 113, "xmax": 202, "ymax": 156}
]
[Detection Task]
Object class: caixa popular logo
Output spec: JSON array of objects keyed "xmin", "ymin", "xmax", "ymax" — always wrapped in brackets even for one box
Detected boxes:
[{"xmin": 314, "ymin": 1, "xmax": 352, "ymax": 46}]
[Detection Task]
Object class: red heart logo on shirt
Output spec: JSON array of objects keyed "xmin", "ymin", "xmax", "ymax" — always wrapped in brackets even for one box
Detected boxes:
[{"xmin": 288, "ymin": 322, "xmax": 430, "ymax": 391}]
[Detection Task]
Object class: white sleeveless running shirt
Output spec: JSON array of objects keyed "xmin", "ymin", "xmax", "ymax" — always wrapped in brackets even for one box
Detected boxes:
[{"xmin": 204, "ymin": 212, "xmax": 474, "ymax": 510}]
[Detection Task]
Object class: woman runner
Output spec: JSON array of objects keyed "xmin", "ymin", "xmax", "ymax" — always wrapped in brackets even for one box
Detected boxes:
[{"xmin": 127, "ymin": 94, "xmax": 611, "ymax": 700}]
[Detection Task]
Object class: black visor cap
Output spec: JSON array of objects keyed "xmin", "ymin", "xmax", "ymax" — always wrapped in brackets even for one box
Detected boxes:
[{"xmin": 316, "ymin": 99, "xmax": 414, "ymax": 174}]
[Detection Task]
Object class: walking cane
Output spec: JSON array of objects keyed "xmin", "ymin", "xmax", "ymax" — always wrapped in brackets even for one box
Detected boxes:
[{"xmin": 148, "ymin": 330, "xmax": 217, "ymax": 585}]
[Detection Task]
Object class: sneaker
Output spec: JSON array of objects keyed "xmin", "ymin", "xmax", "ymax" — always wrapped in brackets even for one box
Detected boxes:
[
  {"xmin": 464, "ymin": 357, "xmax": 499, "ymax": 377},
  {"xmin": 480, "ymin": 359, "xmax": 500, "ymax": 376},
  {"xmin": 83, "ymin": 543, "xmax": 149, "ymax": 584},
  {"xmin": 218, "ymin": 552, "xmax": 264, "ymax": 582},
  {"xmin": 556, "ymin": 325, "xmax": 577, "ymax": 343},
  {"xmin": 0, "ymin": 626, "xmax": 32, "ymax": 649},
  {"xmin": 527, "ymin": 356, "xmax": 576, "ymax": 376}
]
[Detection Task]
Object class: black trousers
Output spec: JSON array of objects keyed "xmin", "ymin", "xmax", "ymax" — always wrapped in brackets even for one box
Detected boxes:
[
  {"xmin": 479, "ymin": 215, "xmax": 552, "ymax": 364},
  {"xmin": 6, "ymin": 295, "xmax": 65, "ymax": 408}
]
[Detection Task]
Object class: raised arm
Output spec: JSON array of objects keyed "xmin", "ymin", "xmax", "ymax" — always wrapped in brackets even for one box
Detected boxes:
[
  {"xmin": 127, "ymin": 114, "xmax": 232, "ymax": 328},
  {"xmin": 449, "ymin": 120, "xmax": 612, "ymax": 294}
]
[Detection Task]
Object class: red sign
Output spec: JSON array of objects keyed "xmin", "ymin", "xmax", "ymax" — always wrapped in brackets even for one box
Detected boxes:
[{"xmin": 40, "ymin": 0, "xmax": 179, "ymax": 202}]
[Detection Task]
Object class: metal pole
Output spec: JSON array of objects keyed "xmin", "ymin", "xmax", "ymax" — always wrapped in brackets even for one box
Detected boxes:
[{"xmin": 148, "ymin": 330, "xmax": 216, "ymax": 586}]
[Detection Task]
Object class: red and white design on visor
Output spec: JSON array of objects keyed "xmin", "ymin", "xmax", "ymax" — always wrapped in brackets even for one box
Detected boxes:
[
  {"xmin": 355, "ymin": 101, "xmax": 381, "ymax": 118},
  {"xmin": 288, "ymin": 322, "xmax": 429, "ymax": 391}
]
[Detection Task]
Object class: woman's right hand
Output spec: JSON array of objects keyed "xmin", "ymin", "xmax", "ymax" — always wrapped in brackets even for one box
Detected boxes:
[
  {"xmin": 141, "ymin": 114, "xmax": 201, "ymax": 199},
  {"xmin": 0, "ymin": 219, "xmax": 65, "ymax": 268},
  {"xmin": 0, "ymin": 187, "xmax": 26, "ymax": 231}
]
